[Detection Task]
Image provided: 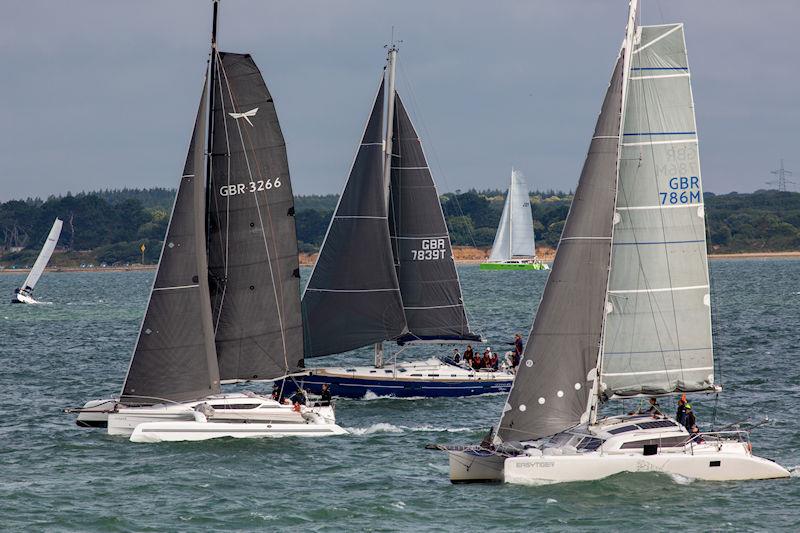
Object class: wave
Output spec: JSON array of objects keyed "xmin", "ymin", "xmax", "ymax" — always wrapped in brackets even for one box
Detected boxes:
[
  {"xmin": 667, "ymin": 472, "xmax": 695, "ymax": 485},
  {"xmin": 346, "ymin": 423, "xmax": 476, "ymax": 435}
]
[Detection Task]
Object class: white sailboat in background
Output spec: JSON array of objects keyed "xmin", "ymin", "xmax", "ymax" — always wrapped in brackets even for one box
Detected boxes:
[
  {"xmin": 67, "ymin": 1, "xmax": 346, "ymax": 442},
  {"xmin": 481, "ymin": 169, "xmax": 548, "ymax": 271},
  {"xmin": 12, "ymin": 218, "xmax": 63, "ymax": 304},
  {"xmin": 443, "ymin": 0, "xmax": 790, "ymax": 483}
]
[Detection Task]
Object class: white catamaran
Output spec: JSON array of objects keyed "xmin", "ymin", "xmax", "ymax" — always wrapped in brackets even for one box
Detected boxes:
[
  {"xmin": 68, "ymin": 1, "xmax": 346, "ymax": 442},
  {"xmin": 444, "ymin": 1, "xmax": 790, "ymax": 483},
  {"xmin": 480, "ymin": 169, "xmax": 549, "ymax": 271},
  {"xmin": 12, "ymin": 218, "xmax": 62, "ymax": 304},
  {"xmin": 294, "ymin": 44, "xmax": 513, "ymax": 399}
]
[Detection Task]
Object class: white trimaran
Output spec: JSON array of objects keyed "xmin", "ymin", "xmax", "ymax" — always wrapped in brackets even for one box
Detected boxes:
[
  {"xmin": 445, "ymin": 0, "xmax": 790, "ymax": 483},
  {"xmin": 67, "ymin": 1, "xmax": 346, "ymax": 442},
  {"xmin": 11, "ymin": 218, "xmax": 62, "ymax": 304}
]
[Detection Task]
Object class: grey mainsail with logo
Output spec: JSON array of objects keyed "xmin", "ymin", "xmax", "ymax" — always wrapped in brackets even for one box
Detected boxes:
[
  {"xmin": 389, "ymin": 94, "xmax": 479, "ymax": 344},
  {"xmin": 207, "ymin": 52, "xmax": 303, "ymax": 380},
  {"xmin": 302, "ymin": 79, "xmax": 406, "ymax": 357},
  {"xmin": 121, "ymin": 81, "xmax": 220, "ymax": 403},
  {"xmin": 498, "ymin": 56, "xmax": 625, "ymax": 442},
  {"xmin": 600, "ymin": 24, "xmax": 714, "ymax": 397}
]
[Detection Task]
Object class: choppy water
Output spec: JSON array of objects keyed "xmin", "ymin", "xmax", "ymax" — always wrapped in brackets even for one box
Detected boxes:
[{"xmin": 1, "ymin": 261, "xmax": 799, "ymax": 532}]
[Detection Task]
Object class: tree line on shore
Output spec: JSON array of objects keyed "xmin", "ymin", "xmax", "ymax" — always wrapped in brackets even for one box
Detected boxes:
[{"xmin": 2, "ymin": 188, "xmax": 800, "ymax": 266}]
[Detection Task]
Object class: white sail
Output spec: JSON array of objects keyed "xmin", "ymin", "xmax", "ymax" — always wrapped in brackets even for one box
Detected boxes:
[
  {"xmin": 20, "ymin": 218, "xmax": 62, "ymax": 294},
  {"xmin": 488, "ymin": 169, "xmax": 536, "ymax": 260},
  {"xmin": 599, "ymin": 23, "xmax": 715, "ymax": 398}
]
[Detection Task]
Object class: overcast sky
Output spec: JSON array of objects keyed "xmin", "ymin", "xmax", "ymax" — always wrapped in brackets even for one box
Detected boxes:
[{"xmin": 1, "ymin": 0, "xmax": 798, "ymax": 201}]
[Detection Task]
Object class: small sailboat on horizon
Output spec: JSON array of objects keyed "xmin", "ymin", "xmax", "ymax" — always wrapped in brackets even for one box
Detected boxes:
[
  {"xmin": 480, "ymin": 169, "xmax": 549, "ymax": 271},
  {"xmin": 11, "ymin": 218, "xmax": 63, "ymax": 304},
  {"xmin": 68, "ymin": 1, "xmax": 346, "ymax": 442},
  {"xmin": 440, "ymin": 0, "xmax": 790, "ymax": 483},
  {"xmin": 294, "ymin": 44, "xmax": 514, "ymax": 399}
]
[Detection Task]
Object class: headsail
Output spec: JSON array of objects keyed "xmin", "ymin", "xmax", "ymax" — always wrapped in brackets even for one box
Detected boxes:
[
  {"xmin": 207, "ymin": 52, "xmax": 303, "ymax": 380},
  {"xmin": 599, "ymin": 24, "xmax": 715, "ymax": 398},
  {"xmin": 121, "ymin": 80, "xmax": 220, "ymax": 404},
  {"xmin": 498, "ymin": 56, "xmax": 625, "ymax": 443},
  {"xmin": 20, "ymin": 218, "xmax": 63, "ymax": 294},
  {"xmin": 488, "ymin": 169, "xmax": 536, "ymax": 261},
  {"xmin": 389, "ymin": 94, "xmax": 480, "ymax": 344},
  {"xmin": 302, "ymin": 79, "xmax": 407, "ymax": 357}
]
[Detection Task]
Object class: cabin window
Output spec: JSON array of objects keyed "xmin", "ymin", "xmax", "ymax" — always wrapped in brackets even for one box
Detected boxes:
[
  {"xmin": 608, "ymin": 425, "xmax": 639, "ymax": 435},
  {"xmin": 710, "ymin": 461, "xmax": 721, "ymax": 467},
  {"xmin": 620, "ymin": 436, "xmax": 686, "ymax": 449},
  {"xmin": 209, "ymin": 404, "xmax": 258, "ymax": 410},
  {"xmin": 637, "ymin": 420, "xmax": 677, "ymax": 430}
]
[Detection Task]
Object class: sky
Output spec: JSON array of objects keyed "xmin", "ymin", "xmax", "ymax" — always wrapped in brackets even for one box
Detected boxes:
[{"xmin": 1, "ymin": 0, "xmax": 798, "ymax": 201}]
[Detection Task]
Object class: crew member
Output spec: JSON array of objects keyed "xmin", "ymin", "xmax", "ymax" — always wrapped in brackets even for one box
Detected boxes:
[
  {"xmin": 683, "ymin": 403, "xmax": 697, "ymax": 432},
  {"xmin": 676, "ymin": 394, "xmax": 688, "ymax": 426},
  {"xmin": 320, "ymin": 384, "xmax": 332, "ymax": 406},
  {"xmin": 291, "ymin": 388, "xmax": 307, "ymax": 407}
]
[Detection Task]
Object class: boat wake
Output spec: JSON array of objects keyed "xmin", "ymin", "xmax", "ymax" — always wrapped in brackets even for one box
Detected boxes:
[
  {"xmin": 346, "ymin": 423, "xmax": 475, "ymax": 435},
  {"xmin": 667, "ymin": 472, "xmax": 695, "ymax": 485},
  {"xmin": 788, "ymin": 465, "xmax": 800, "ymax": 478}
]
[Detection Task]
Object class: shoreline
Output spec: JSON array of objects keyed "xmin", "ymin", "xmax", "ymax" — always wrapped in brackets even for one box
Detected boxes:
[{"xmin": 2, "ymin": 250, "xmax": 799, "ymax": 274}]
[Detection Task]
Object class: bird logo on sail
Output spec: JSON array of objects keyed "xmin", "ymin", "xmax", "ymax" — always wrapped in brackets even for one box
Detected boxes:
[{"xmin": 228, "ymin": 108, "xmax": 259, "ymax": 126}]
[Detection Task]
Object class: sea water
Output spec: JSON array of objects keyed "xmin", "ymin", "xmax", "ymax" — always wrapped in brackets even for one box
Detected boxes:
[{"xmin": 1, "ymin": 260, "xmax": 798, "ymax": 532}]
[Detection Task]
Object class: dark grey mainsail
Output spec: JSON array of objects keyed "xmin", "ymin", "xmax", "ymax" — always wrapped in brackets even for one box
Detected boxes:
[
  {"xmin": 498, "ymin": 56, "xmax": 625, "ymax": 442},
  {"xmin": 207, "ymin": 52, "xmax": 303, "ymax": 380},
  {"xmin": 389, "ymin": 94, "xmax": 480, "ymax": 344},
  {"xmin": 302, "ymin": 80, "xmax": 406, "ymax": 357},
  {"xmin": 121, "ymin": 81, "xmax": 220, "ymax": 403}
]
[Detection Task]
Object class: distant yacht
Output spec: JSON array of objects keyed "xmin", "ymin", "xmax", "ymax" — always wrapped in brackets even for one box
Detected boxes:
[
  {"xmin": 296, "ymin": 43, "xmax": 513, "ymax": 399},
  {"xmin": 68, "ymin": 0, "xmax": 345, "ymax": 442},
  {"xmin": 12, "ymin": 218, "xmax": 62, "ymax": 304},
  {"xmin": 480, "ymin": 169, "xmax": 548, "ymax": 271},
  {"xmin": 442, "ymin": 0, "xmax": 790, "ymax": 483}
]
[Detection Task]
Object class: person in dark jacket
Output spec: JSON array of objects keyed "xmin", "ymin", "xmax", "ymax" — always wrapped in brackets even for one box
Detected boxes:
[
  {"xmin": 290, "ymin": 388, "xmax": 307, "ymax": 406},
  {"xmin": 463, "ymin": 345, "xmax": 474, "ymax": 368},
  {"xmin": 676, "ymin": 394, "xmax": 688, "ymax": 426},
  {"xmin": 319, "ymin": 384, "xmax": 332, "ymax": 405},
  {"xmin": 683, "ymin": 404, "xmax": 697, "ymax": 432}
]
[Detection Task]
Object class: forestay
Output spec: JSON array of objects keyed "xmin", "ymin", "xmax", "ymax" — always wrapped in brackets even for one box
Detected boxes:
[
  {"xmin": 21, "ymin": 218, "xmax": 63, "ymax": 293},
  {"xmin": 207, "ymin": 52, "xmax": 303, "ymax": 380},
  {"xmin": 122, "ymin": 81, "xmax": 220, "ymax": 404},
  {"xmin": 488, "ymin": 170, "xmax": 536, "ymax": 261},
  {"xmin": 498, "ymin": 56, "xmax": 625, "ymax": 443},
  {"xmin": 302, "ymin": 79, "xmax": 406, "ymax": 357},
  {"xmin": 390, "ymin": 94, "xmax": 480, "ymax": 344},
  {"xmin": 600, "ymin": 24, "xmax": 715, "ymax": 397}
]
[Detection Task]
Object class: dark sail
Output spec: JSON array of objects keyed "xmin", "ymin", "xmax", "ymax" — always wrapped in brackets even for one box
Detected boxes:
[
  {"xmin": 121, "ymin": 80, "xmax": 220, "ymax": 403},
  {"xmin": 302, "ymin": 79, "xmax": 406, "ymax": 357},
  {"xmin": 207, "ymin": 52, "xmax": 303, "ymax": 380},
  {"xmin": 498, "ymin": 56, "xmax": 624, "ymax": 442},
  {"xmin": 389, "ymin": 94, "xmax": 479, "ymax": 344}
]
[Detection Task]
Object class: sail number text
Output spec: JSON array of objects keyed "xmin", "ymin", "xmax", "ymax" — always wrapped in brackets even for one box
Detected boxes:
[
  {"xmin": 219, "ymin": 179, "xmax": 282, "ymax": 197},
  {"xmin": 411, "ymin": 238, "xmax": 447, "ymax": 261},
  {"xmin": 660, "ymin": 176, "xmax": 700, "ymax": 205}
]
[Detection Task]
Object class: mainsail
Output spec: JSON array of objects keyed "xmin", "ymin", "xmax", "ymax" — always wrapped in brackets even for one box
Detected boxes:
[
  {"xmin": 599, "ymin": 23, "xmax": 714, "ymax": 397},
  {"xmin": 121, "ymin": 81, "xmax": 220, "ymax": 404},
  {"xmin": 20, "ymin": 218, "xmax": 63, "ymax": 294},
  {"xmin": 498, "ymin": 55, "xmax": 625, "ymax": 443},
  {"xmin": 207, "ymin": 52, "xmax": 304, "ymax": 380},
  {"xmin": 390, "ymin": 94, "xmax": 480, "ymax": 344},
  {"xmin": 488, "ymin": 170, "xmax": 536, "ymax": 261},
  {"xmin": 302, "ymin": 79, "xmax": 406, "ymax": 357}
]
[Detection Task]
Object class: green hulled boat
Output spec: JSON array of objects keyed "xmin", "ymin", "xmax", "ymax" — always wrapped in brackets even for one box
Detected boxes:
[
  {"xmin": 480, "ymin": 260, "xmax": 549, "ymax": 271},
  {"xmin": 481, "ymin": 169, "xmax": 549, "ymax": 272}
]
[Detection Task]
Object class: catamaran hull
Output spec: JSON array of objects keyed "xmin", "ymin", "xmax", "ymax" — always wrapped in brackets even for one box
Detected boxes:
[
  {"xmin": 130, "ymin": 421, "xmax": 348, "ymax": 443},
  {"xmin": 503, "ymin": 450, "xmax": 791, "ymax": 484}
]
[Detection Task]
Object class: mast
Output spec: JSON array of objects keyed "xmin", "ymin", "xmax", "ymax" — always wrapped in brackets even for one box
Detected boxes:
[
  {"xmin": 508, "ymin": 168, "xmax": 514, "ymax": 259},
  {"xmin": 375, "ymin": 38, "xmax": 399, "ymax": 368},
  {"xmin": 205, "ymin": 0, "xmax": 219, "ymax": 242},
  {"xmin": 590, "ymin": 0, "xmax": 638, "ymax": 424}
]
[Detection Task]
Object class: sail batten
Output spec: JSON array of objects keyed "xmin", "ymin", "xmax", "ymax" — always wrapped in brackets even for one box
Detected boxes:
[
  {"xmin": 121, "ymin": 79, "xmax": 220, "ymax": 404},
  {"xmin": 389, "ymin": 93, "xmax": 480, "ymax": 344},
  {"xmin": 301, "ymin": 78, "xmax": 407, "ymax": 358}
]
